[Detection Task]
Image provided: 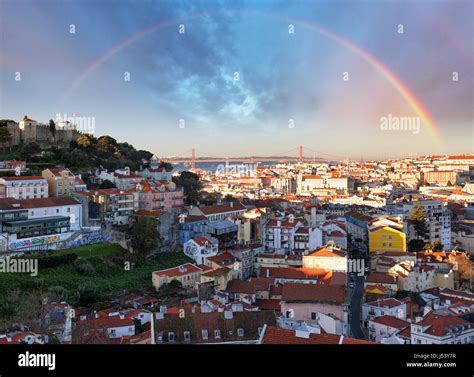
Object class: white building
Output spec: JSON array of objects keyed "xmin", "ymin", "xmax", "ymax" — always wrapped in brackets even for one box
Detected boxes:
[
  {"xmin": 98, "ymin": 167, "xmax": 143, "ymax": 190},
  {"xmin": 0, "ymin": 176, "xmax": 49, "ymax": 200},
  {"xmin": 411, "ymin": 310, "xmax": 474, "ymax": 344},
  {"xmin": 263, "ymin": 218, "xmax": 304, "ymax": 253},
  {"xmin": 302, "ymin": 245, "xmax": 348, "ymax": 272},
  {"xmin": 183, "ymin": 236, "xmax": 219, "ymax": 265},
  {"xmin": 0, "ymin": 196, "xmax": 82, "ymax": 251},
  {"xmin": 368, "ymin": 315, "xmax": 411, "ymax": 343},
  {"xmin": 293, "ymin": 226, "xmax": 323, "ymax": 253},
  {"xmin": 362, "ymin": 298, "xmax": 407, "ymax": 327}
]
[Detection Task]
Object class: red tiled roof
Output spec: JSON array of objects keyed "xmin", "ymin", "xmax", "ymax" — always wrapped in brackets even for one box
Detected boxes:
[
  {"xmin": 341, "ymin": 337, "xmax": 378, "ymax": 345},
  {"xmin": 269, "ymin": 285, "xmax": 283, "ymax": 296},
  {"xmin": 365, "ymin": 298, "xmax": 404, "ymax": 309},
  {"xmin": 205, "ymin": 252, "xmax": 237, "ymax": 266},
  {"xmin": 261, "ymin": 326, "xmax": 377, "ymax": 345},
  {"xmin": 201, "ymin": 266, "xmax": 231, "ymax": 278},
  {"xmin": 255, "ymin": 299, "xmax": 281, "ymax": 312},
  {"xmin": 307, "ymin": 247, "xmax": 346, "ymax": 258},
  {"xmin": 416, "ymin": 311, "xmax": 471, "ymax": 337},
  {"xmin": 47, "ymin": 168, "xmax": 74, "ymax": 177},
  {"xmin": 225, "ymin": 278, "xmax": 274, "ymax": 295},
  {"xmin": 327, "ymin": 230, "xmax": 346, "ymax": 238},
  {"xmin": 198, "ymin": 202, "xmax": 246, "ymax": 215},
  {"xmin": 441, "ymin": 288, "xmax": 474, "ymax": 302},
  {"xmin": 266, "ymin": 219, "xmax": 300, "ymax": 228},
  {"xmin": 114, "ymin": 171, "xmax": 142, "ymax": 179},
  {"xmin": 176, "ymin": 215, "xmax": 208, "ymax": 223},
  {"xmin": 0, "ymin": 196, "xmax": 79, "ymax": 210},
  {"xmin": 371, "ymin": 315, "xmax": 410, "ymax": 329},
  {"xmin": 260, "ymin": 267, "xmax": 333, "ymax": 282},
  {"xmin": 261, "ymin": 326, "xmax": 339, "ymax": 344},
  {"xmin": 366, "ymin": 272, "xmax": 397, "ymax": 285},
  {"xmin": 153, "ymin": 263, "xmax": 202, "ymax": 278},
  {"xmin": 192, "ymin": 237, "xmax": 213, "ymax": 246},
  {"xmin": 281, "ymin": 283, "xmax": 345, "ymax": 304},
  {"xmin": 295, "ymin": 226, "xmax": 310, "ymax": 234},
  {"xmin": 0, "ymin": 176, "xmax": 45, "ymax": 181},
  {"xmin": 79, "ymin": 316, "xmax": 134, "ymax": 330}
]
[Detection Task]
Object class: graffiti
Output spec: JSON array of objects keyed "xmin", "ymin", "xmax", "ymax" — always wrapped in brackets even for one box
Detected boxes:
[
  {"xmin": 8, "ymin": 231, "xmax": 111, "ymax": 250},
  {"xmin": 69, "ymin": 231, "xmax": 110, "ymax": 249},
  {"xmin": 9, "ymin": 235, "xmax": 61, "ymax": 250}
]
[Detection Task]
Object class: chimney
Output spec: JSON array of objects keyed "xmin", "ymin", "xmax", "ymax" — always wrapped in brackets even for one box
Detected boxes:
[
  {"xmin": 230, "ymin": 202, "xmax": 234, "ymax": 208},
  {"xmin": 266, "ymin": 268, "xmax": 270, "ymax": 278}
]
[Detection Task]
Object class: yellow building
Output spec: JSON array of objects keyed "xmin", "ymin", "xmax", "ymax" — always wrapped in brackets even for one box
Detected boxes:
[
  {"xmin": 369, "ymin": 217, "xmax": 406, "ymax": 254},
  {"xmin": 152, "ymin": 263, "xmax": 204, "ymax": 291}
]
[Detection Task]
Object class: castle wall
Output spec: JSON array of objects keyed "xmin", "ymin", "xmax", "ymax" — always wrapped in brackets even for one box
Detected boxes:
[{"xmin": 6, "ymin": 123, "xmax": 80, "ymax": 147}]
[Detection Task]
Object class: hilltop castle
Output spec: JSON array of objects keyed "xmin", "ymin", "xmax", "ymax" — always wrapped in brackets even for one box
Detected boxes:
[{"xmin": 6, "ymin": 116, "xmax": 80, "ymax": 147}]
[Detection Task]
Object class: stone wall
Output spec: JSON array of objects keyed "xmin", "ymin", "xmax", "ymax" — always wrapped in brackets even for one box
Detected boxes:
[{"xmin": 4, "ymin": 122, "xmax": 79, "ymax": 147}]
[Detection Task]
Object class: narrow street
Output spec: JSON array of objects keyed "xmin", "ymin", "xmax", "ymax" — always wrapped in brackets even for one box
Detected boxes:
[{"xmin": 349, "ymin": 274, "xmax": 366, "ymax": 340}]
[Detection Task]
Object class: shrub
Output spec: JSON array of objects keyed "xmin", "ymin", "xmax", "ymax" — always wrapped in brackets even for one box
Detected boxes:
[
  {"xmin": 73, "ymin": 258, "xmax": 96, "ymax": 276},
  {"xmin": 37, "ymin": 253, "xmax": 78, "ymax": 269}
]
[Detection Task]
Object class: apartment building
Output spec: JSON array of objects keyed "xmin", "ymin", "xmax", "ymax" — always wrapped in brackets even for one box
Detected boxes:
[
  {"xmin": 400, "ymin": 200, "xmax": 451, "ymax": 251},
  {"xmin": 0, "ymin": 176, "xmax": 48, "ymax": 199},
  {"xmin": 42, "ymin": 168, "xmax": 76, "ymax": 196}
]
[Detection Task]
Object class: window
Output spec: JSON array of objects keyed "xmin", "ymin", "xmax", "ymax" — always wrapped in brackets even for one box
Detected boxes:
[
  {"xmin": 237, "ymin": 328, "xmax": 244, "ymax": 337},
  {"xmin": 184, "ymin": 331, "xmax": 191, "ymax": 341},
  {"xmin": 201, "ymin": 329, "xmax": 208, "ymax": 340},
  {"xmin": 214, "ymin": 330, "xmax": 221, "ymax": 339},
  {"xmin": 67, "ymin": 208, "xmax": 71, "ymax": 212},
  {"xmin": 168, "ymin": 332, "xmax": 175, "ymax": 342},
  {"xmin": 110, "ymin": 329, "xmax": 116, "ymax": 337},
  {"xmin": 258, "ymin": 327, "xmax": 263, "ymax": 336},
  {"xmin": 311, "ymin": 312, "xmax": 317, "ymax": 320}
]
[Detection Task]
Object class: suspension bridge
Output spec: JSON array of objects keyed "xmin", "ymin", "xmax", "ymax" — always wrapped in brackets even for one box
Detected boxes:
[{"xmin": 160, "ymin": 146, "xmax": 350, "ymax": 169}]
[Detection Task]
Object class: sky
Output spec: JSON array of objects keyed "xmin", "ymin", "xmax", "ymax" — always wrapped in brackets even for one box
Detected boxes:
[{"xmin": 0, "ymin": 0, "xmax": 473, "ymax": 160}]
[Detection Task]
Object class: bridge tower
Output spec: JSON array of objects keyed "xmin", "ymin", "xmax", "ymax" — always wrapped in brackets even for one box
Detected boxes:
[
  {"xmin": 299, "ymin": 145, "xmax": 303, "ymax": 163},
  {"xmin": 191, "ymin": 148, "xmax": 196, "ymax": 170}
]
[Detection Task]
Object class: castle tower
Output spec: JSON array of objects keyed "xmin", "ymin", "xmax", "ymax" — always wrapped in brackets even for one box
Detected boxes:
[{"xmin": 19, "ymin": 115, "xmax": 37, "ymax": 142}]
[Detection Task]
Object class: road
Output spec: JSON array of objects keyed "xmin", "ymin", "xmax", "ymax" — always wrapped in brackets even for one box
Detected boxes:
[{"xmin": 349, "ymin": 274, "xmax": 366, "ymax": 339}]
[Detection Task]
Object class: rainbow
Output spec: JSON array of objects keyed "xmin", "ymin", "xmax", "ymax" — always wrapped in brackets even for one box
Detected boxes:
[{"xmin": 61, "ymin": 8, "xmax": 441, "ymax": 143}]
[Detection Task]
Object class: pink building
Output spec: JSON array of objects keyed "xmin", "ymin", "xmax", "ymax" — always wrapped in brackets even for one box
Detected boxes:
[
  {"xmin": 280, "ymin": 283, "xmax": 347, "ymax": 334},
  {"xmin": 133, "ymin": 180, "xmax": 184, "ymax": 211}
]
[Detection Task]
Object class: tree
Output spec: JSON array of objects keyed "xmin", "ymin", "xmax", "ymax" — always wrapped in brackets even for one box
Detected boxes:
[
  {"xmin": 408, "ymin": 203, "xmax": 427, "ymax": 240},
  {"xmin": 48, "ymin": 119, "xmax": 56, "ymax": 136},
  {"xmin": 129, "ymin": 217, "xmax": 159, "ymax": 259},
  {"xmin": 173, "ymin": 171, "xmax": 203, "ymax": 205},
  {"xmin": 158, "ymin": 161, "xmax": 173, "ymax": 172},
  {"xmin": 76, "ymin": 134, "xmax": 96, "ymax": 149},
  {"xmin": 169, "ymin": 279, "xmax": 183, "ymax": 289},
  {"xmin": 407, "ymin": 239, "xmax": 426, "ymax": 252},
  {"xmin": 0, "ymin": 119, "xmax": 15, "ymax": 127},
  {"xmin": 97, "ymin": 136, "xmax": 117, "ymax": 154},
  {"xmin": 430, "ymin": 240, "xmax": 444, "ymax": 252},
  {"xmin": 76, "ymin": 281, "xmax": 100, "ymax": 307},
  {"xmin": 99, "ymin": 179, "xmax": 116, "ymax": 189},
  {"xmin": 0, "ymin": 127, "xmax": 12, "ymax": 153}
]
